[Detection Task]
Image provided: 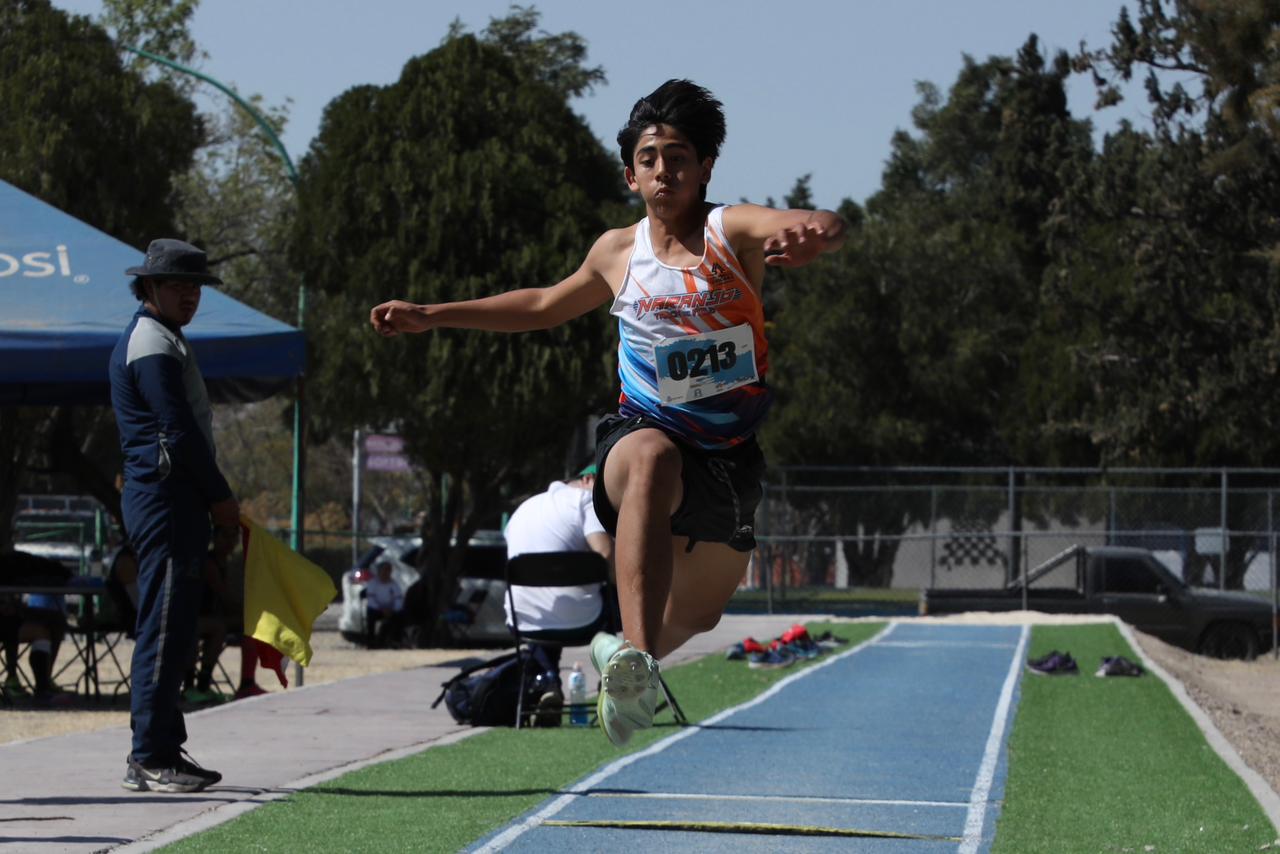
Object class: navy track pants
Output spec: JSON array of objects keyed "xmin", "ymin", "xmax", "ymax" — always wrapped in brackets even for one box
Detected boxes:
[{"xmin": 123, "ymin": 488, "xmax": 209, "ymax": 766}]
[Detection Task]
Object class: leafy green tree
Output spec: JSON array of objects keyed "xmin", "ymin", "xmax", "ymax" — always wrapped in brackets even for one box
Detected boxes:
[
  {"xmin": 459, "ymin": 4, "xmax": 604, "ymax": 99},
  {"xmin": 1056, "ymin": 1, "xmax": 1280, "ymax": 586},
  {"xmin": 763, "ymin": 38, "xmax": 1096, "ymax": 584},
  {"xmin": 1075, "ymin": 0, "xmax": 1280, "ymax": 140},
  {"xmin": 0, "ymin": 0, "xmax": 202, "ymax": 549},
  {"xmin": 1055, "ymin": 1, "xmax": 1280, "ymax": 471},
  {"xmin": 174, "ymin": 98, "xmax": 300, "ymax": 324},
  {"xmin": 98, "ymin": 0, "xmax": 202, "ymax": 92},
  {"xmin": 0, "ymin": 0, "xmax": 202, "ymax": 243},
  {"xmin": 291, "ymin": 18, "xmax": 623, "ymax": 642}
]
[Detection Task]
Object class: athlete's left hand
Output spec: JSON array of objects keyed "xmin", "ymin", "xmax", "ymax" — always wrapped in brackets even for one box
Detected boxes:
[{"xmin": 764, "ymin": 222, "xmax": 828, "ymax": 267}]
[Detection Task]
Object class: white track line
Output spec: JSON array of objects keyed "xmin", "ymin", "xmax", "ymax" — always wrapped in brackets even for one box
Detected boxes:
[
  {"xmin": 472, "ymin": 621, "xmax": 900, "ymax": 853},
  {"xmin": 586, "ymin": 791, "xmax": 969, "ymax": 809},
  {"xmin": 959, "ymin": 623, "xmax": 1029, "ymax": 854}
]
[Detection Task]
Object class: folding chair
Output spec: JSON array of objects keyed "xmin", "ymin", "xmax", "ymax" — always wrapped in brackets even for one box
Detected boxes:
[
  {"xmin": 64, "ymin": 590, "xmax": 134, "ymax": 699},
  {"xmin": 504, "ymin": 551, "xmax": 686, "ymax": 730},
  {"xmin": 0, "ymin": 639, "xmax": 34, "ymax": 705}
]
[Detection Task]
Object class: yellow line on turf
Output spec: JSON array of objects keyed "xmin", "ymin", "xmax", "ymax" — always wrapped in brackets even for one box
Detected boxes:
[{"xmin": 542, "ymin": 819, "xmax": 961, "ymax": 841}]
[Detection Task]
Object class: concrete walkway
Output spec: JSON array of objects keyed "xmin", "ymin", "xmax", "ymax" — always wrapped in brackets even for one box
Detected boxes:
[{"xmin": 0, "ymin": 614, "xmax": 810, "ymax": 853}]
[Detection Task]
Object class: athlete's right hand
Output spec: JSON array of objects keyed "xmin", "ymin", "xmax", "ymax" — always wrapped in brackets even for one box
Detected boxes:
[{"xmin": 370, "ymin": 300, "xmax": 430, "ymax": 336}]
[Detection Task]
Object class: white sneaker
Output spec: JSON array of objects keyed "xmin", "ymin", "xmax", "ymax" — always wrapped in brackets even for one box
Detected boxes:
[{"xmin": 590, "ymin": 632, "xmax": 658, "ymax": 747}]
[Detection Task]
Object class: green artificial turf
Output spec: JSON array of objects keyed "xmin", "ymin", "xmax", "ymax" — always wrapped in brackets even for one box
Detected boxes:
[
  {"xmin": 993, "ymin": 623, "xmax": 1277, "ymax": 853},
  {"xmin": 161, "ymin": 621, "xmax": 881, "ymax": 854}
]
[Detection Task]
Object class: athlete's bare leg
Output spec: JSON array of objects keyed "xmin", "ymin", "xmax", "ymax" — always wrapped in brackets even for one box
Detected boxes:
[
  {"xmin": 655, "ymin": 539, "xmax": 749, "ymax": 659},
  {"xmin": 602, "ymin": 428, "xmax": 683, "ymax": 655}
]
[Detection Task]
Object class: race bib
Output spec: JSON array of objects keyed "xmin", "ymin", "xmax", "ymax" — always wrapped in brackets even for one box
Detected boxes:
[{"xmin": 654, "ymin": 323, "xmax": 758, "ymax": 405}]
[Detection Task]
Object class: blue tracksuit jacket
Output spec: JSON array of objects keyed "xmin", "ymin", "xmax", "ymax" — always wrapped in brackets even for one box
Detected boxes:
[{"xmin": 108, "ymin": 305, "xmax": 231, "ymax": 503}]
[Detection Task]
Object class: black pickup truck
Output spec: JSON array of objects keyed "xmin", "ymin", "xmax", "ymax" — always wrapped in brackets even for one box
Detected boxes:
[{"xmin": 920, "ymin": 545, "xmax": 1277, "ymax": 660}]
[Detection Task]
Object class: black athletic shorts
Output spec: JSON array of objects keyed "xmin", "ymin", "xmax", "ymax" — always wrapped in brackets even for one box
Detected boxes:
[{"xmin": 591, "ymin": 414, "xmax": 766, "ymax": 553}]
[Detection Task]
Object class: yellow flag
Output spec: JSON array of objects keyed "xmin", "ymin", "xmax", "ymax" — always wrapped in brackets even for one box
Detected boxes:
[{"xmin": 240, "ymin": 517, "xmax": 337, "ymax": 675}]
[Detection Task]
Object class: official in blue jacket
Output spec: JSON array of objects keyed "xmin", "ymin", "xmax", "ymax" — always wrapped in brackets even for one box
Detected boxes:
[{"xmin": 108, "ymin": 239, "xmax": 240, "ymax": 793}]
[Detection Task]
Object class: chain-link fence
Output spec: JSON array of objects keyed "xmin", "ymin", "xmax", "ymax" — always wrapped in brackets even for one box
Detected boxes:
[{"xmin": 749, "ymin": 467, "xmax": 1280, "ymax": 614}]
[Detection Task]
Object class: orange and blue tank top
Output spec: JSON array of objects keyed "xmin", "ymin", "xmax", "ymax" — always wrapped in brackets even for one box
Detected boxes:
[{"xmin": 611, "ymin": 204, "xmax": 771, "ymax": 450}]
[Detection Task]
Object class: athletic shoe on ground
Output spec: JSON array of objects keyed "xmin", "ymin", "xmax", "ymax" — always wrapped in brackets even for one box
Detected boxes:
[
  {"xmin": 747, "ymin": 648, "xmax": 796, "ymax": 669},
  {"xmin": 741, "ymin": 637, "xmax": 767, "ymax": 655},
  {"xmin": 233, "ymin": 682, "xmax": 267, "ymax": 700},
  {"xmin": 590, "ymin": 632, "xmax": 658, "ymax": 747},
  {"xmin": 176, "ymin": 750, "xmax": 222, "ymax": 787},
  {"xmin": 121, "ymin": 759, "xmax": 211, "ymax": 793},
  {"xmin": 1026, "ymin": 651, "xmax": 1079, "ymax": 676},
  {"xmin": 534, "ymin": 689, "xmax": 564, "ymax": 727},
  {"xmin": 724, "ymin": 642, "xmax": 746, "ymax": 661},
  {"xmin": 1095, "ymin": 656, "xmax": 1144, "ymax": 678},
  {"xmin": 183, "ymin": 687, "xmax": 226, "ymax": 705},
  {"xmin": 1026, "ymin": 650, "xmax": 1063, "ymax": 669},
  {"xmin": 2, "ymin": 676, "xmax": 28, "ymax": 698}
]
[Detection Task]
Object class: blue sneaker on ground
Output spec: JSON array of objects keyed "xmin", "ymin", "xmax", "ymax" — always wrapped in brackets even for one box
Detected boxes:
[
  {"xmin": 747, "ymin": 648, "xmax": 796, "ymax": 669},
  {"xmin": 590, "ymin": 632, "xmax": 659, "ymax": 747},
  {"xmin": 1026, "ymin": 651, "xmax": 1079, "ymax": 676}
]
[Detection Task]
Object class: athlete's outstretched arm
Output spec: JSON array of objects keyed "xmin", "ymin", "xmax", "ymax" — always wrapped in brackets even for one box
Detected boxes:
[
  {"xmin": 370, "ymin": 235, "xmax": 616, "ymax": 337},
  {"xmin": 723, "ymin": 204, "xmax": 847, "ymax": 268}
]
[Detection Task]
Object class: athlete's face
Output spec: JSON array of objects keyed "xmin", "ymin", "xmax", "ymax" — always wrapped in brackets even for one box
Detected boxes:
[
  {"xmin": 146, "ymin": 279, "xmax": 203, "ymax": 327},
  {"xmin": 625, "ymin": 124, "xmax": 713, "ymax": 214}
]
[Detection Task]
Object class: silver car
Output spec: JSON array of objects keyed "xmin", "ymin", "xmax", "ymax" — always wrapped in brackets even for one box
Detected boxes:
[{"xmin": 337, "ymin": 532, "xmax": 510, "ymax": 646}]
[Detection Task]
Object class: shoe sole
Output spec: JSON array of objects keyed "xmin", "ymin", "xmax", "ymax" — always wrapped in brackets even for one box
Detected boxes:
[
  {"xmin": 121, "ymin": 777, "xmax": 208, "ymax": 793},
  {"xmin": 597, "ymin": 648, "xmax": 658, "ymax": 747},
  {"xmin": 122, "ymin": 769, "xmax": 212, "ymax": 794},
  {"xmin": 602, "ymin": 649, "xmax": 653, "ymax": 701}
]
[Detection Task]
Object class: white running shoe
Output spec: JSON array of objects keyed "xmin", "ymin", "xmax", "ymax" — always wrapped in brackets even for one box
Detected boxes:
[{"xmin": 590, "ymin": 632, "xmax": 659, "ymax": 747}]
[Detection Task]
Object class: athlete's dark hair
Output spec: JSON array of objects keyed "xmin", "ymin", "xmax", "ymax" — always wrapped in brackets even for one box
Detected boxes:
[{"xmin": 616, "ymin": 79, "xmax": 726, "ymax": 168}]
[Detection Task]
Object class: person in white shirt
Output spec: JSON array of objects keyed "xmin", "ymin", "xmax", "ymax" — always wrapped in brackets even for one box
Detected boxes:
[
  {"xmin": 364, "ymin": 561, "xmax": 404, "ymax": 648},
  {"xmin": 503, "ymin": 464, "xmax": 614, "ymax": 697}
]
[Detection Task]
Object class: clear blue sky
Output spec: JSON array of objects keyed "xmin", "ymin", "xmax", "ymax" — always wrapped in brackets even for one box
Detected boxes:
[{"xmin": 53, "ymin": 1, "xmax": 1148, "ymax": 210}]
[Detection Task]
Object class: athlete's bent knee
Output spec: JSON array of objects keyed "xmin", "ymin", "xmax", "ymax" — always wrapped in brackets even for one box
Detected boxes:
[{"xmin": 678, "ymin": 608, "xmax": 723, "ymax": 635}]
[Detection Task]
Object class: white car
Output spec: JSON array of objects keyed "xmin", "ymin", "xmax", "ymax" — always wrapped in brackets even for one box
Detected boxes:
[{"xmin": 337, "ymin": 532, "xmax": 511, "ymax": 646}]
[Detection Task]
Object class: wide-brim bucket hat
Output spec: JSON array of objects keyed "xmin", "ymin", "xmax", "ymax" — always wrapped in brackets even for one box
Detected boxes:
[{"xmin": 125, "ymin": 238, "xmax": 223, "ymax": 285}]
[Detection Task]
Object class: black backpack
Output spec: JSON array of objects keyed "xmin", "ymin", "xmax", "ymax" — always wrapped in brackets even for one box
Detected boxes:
[{"xmin": 432, "ymin": 651, "xmax": 541, "ymax": 727}]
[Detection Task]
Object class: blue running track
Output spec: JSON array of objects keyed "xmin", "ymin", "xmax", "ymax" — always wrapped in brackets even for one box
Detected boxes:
[{"xmin": 472, "ymin": 622, "xmax": 1029, "ymax": 853}]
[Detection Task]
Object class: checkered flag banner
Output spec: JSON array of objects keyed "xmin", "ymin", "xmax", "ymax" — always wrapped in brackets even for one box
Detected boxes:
[{"xmin": 939, "ymin": 521, "xmax": 1008, "ymax": 571}]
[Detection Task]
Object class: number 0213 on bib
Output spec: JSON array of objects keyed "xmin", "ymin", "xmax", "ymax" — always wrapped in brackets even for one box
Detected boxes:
[{"xmin": 653, "ymin": 323, "xmax": 758, "ymax": 406}]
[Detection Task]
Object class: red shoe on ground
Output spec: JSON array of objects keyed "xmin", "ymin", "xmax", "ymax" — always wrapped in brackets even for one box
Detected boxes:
[{"xmin": 233, "ymin": 683, "xmax": 267, "ymax": 700}]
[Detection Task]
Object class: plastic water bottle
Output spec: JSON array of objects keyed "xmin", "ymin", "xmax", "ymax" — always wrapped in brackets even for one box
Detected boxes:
[{"xmin": 568, "ymin": 662, "xmax": 588, "ymax": 727}]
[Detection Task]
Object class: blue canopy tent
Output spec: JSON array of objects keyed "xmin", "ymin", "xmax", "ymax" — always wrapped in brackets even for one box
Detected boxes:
[{"xmin": 0, "ymin": 179, "xmax": 305, "ymax": 404}]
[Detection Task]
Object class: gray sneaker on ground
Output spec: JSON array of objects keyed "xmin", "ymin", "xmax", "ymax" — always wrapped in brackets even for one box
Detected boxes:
[{"xmin": 122, "ymin": 757, "xmax": 214, "ymax": 793}]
